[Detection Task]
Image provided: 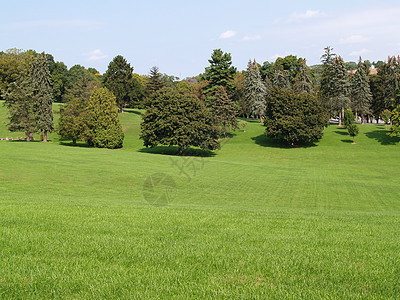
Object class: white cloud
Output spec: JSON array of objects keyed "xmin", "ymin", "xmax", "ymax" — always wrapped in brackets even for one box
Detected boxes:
[
  {"xmin": 288, "ymin": 10, "xmax": 325, "ymax": 23},
  {"xmin": 349, "ymin": 48, "xmax": 369, "ymax": 56},
  {"xmin": 83, "ymin": 49, "xmax": 108, "ymax": 61},
  {"xmin": 219, "ymin": 30, "xmax": 236, "ymax": 39},
  {"xmin": 243, "ymin": 35, "xmax": 262, "ymax": 41},
  {"xmin": 340, "ymin": 35, "xmax": 369, "ymax": 44}
]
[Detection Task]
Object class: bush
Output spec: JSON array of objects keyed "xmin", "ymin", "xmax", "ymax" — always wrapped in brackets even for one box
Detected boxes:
[{"xmin": 264, "ymin": 88, "xmax": 327, "ymax": 146}]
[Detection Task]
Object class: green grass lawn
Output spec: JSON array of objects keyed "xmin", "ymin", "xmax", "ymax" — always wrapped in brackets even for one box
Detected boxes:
[{"xmin": 0, "ymin": 102, "xmax": 399, "ymax": 298}]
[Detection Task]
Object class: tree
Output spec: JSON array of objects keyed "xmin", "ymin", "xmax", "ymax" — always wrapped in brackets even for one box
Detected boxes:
[
  {"xmin": 2, "ymin": 73, "xmax": 36, "ymax": 141},
  {"xmin": 381, "ymin": 109, "xmax": 391, "ymax": 128},
  {"xmin": 202, "ymin": 49, "xmax": 237, "ymax": 97},
  {"xmin": 389, "ymin": 105, "xmax": 400, "ymax": 138},
  {"xmin": 330, "ymin": 56, "xmax": 351, "ymax": 126},
  {"xmin": 49, "ymin": 60, "xmax": 68, "ymax": 103},
  {"xmin": 57, "ymin": 97, "xmax": 88, "ymax": 146},
  {"xmin": 208, "ymin": 86, "xmax": 238, "ymax": 137},
  {"xmin": 140, "ymin": 88, "xmax": 220, "ymax": 154},
  {"xmin": 274, "ymin": 55, "xmax": 303, "ymax": 84},
  {"xmin": 30, "ymin": 55, "xmax": 54, "ymax": 142},
  {"xmin": 319, "ymin": 46, "xmax": 336, "ymax": 111},
  {"xmin": 272, "ymin": 70, "xmax": 291, "ymax": 89},
  {"xmin": 244, "ymin": 60, "xmax": 267, "ymax": 122},
  {"xmin": 146, "ymin": 66, "xmax": 165, "ymax": 94},
  {"xmin": 264, "ymin": 88, "xmax": 327, "ymax": 146},
  {"xmin": 294, "ymin": 59, "xmax": 314, "ymax": 94},
  {"xmin": 347, "ymin": 123, "xmax": 359, "ymax": 143},
  {"xmin": 86, "ymin": 87, "xmax": 124, "ymax": 149},
  {"xmin": 343, "ymin": 109, "xmax": 355, "ymax": 128},
  {"xmin": 233, "ymin": 72, "xmax": 249, "ymax": 117},
  {"xmin": 103, "ymin": 55, "xmax": 137, "ymax": 112},
  {"xmin": 350, "ymin": 58, "xmax": 372, "ymax": 123}
]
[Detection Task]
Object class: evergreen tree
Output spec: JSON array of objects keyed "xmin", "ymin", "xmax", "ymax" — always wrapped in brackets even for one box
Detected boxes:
[
  {"xmin": 319, "ymin": 46, "xmax": 336, "ymax": 112},
  {"xmin": 103, "ymin": 55, "xmax": 137, "ymax": 112},
  {"xmin": 389, "ymin": 105, "xmax": 400, "ymax": 137},
  {"xmin": 294, "ymin": 59, "xmax": 315, "ymax": 94},
  {"xmin": 86, "ymin": 87, "xmax": 124, "ymax": 149},
  {"xmin": 343, "ymin": 109, "xmax": 355, "ymax": 128},
  {"xmin": 140, "ymin": 88, "xmax": 220, "ymax": 154},
  {"xmin": 209, "ymin": 86, "xmax": 238, "ymax": 137},
  {"xmin": 381, "ymin": 56, "xmax": 400, "ymax": 111},
  {"xmin": 30, "ymin": 55, "xmax": 54, "ymax": 142},
  {"xmin": 350, "ymin": 58, "xmax": 372, "ymax": 123},
  {"xmin": 2, "ymin": 73, "xmax": 36, "ymax": 141},
  {"xmin": 244, "ymin": 60, "xmax": 267, "ymax": 122},
  {"xmin": 330, "ymin": 56, "xmax": 351, "ymax": 126},
  {"xmin": 146, "ymin": 66, "xmax": 164, "ymax": 94},
  {"xmin": 272, "ymin": 70, "xmax": 291, "ymax": 89},
  {"xmin": 202, "ymin": 49, "xmax": 237, "ymax": 97}
]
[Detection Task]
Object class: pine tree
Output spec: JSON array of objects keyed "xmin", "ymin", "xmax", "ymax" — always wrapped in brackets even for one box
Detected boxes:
[
  {"xmin": 350, "ymin": 58, "xmax": 372, "ymax": 123},
  {"xmin": 103, "ymin": 55, "xmax": 136, "ymax": 112},
  {"xmin": 86, "ymin": 87, "xmax": 124, "ymax": 149},
  {"xmin": 3, "ymin": 73, "xmax": 36, "ymax": 141},
  {"xmin": 294, "ymin": 59, "xmax": 314, "ymax": 94},
  {"xmin": 202, "ymin": 49, "xmax": 237, "ymax": 97},
  {"xmin": 30, "ymin": 55, "xmax": 54, "ymax": 142},
  {"xmin": 331, "ymin": 56, "xmax": 351, "ymax": 126},
  {"xmin": 244, "ymin": 60, "xmax": 267, "ymax": 122},
  {"xmin": 146, "ymin": 66, "xmax": 164, "ymax": 94},
  {"xmin": 273, "ymin": 70, "xmax": 291, "ymax": 89},
  {"xmin": 319, "ymin": 46, "xmax": 336, "ymax": 112},
  {"xmin": 209, "ymin": 86, "xmax": 238, "ymax": 137}
]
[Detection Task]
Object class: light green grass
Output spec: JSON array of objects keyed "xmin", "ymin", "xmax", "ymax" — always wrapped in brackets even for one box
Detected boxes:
[{"xmin": 0, "ymin": 102, "xmax": 399, "ymax": 298}]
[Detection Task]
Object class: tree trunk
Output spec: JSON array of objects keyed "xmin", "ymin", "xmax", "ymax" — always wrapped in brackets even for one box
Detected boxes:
[
  {"xmin": 26, "ymin": 132, "xmax": 30, "ymax": 142},
  {"xmin": 43, "ymin": 131, "xmax": 48, "ymax": 142},
  {"xmin": 338, "ymin": 108, "xmax": 343, "ymax": 126},
  {"xmin": 73, "ymin": 139, "xmax": 77, "ymax": 146},
  {"xmin": 29, "ymin": 133, "xmax": 34, "ymax": 141},
  {"xmin": 259, "ymin": 115, "xmax": 263, "ymax": 123}
]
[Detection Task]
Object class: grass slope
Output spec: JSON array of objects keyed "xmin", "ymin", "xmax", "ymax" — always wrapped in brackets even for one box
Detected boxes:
[{"xmin": 0, "ymin": 103, "xmax": 399, "ymax": 298}]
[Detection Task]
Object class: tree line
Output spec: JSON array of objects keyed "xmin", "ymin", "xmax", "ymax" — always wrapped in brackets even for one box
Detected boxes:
[{"xmin": 1, "ymin": 47, "xmax": 400, "ymax": 150}]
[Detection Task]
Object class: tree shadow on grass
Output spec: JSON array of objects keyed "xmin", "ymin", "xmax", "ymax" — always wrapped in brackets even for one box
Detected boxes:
[
  {"xmin": 59, "ymin": 140, "xmax": 92, "ymax": 148},
  {"xmin": 139, "ymin": 145, "xmax": 215, "ymax": 157},
  {"xmin": 341, "ymin": 139, "xmax": 354, "ymax": 143},
  {"xmin": 122, "ymin": 109, "xmax": 142, "ymax": 115},
  {"xmin": 251, "ymin": 134, "xmax": 317, "ymax": 149},
  {"xmin": 365, "ymin": 128, "xmax": 400, "ymax": 145},
  {"xmin": 335, "ymin": 130, "xmax": 349, "ymax": 136}
]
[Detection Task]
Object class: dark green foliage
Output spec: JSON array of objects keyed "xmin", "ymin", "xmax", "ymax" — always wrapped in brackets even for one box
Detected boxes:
[
  {"xmin": 57, "ymin": 98, "xmax": 88, "ymax": 146},
  {"xmin": 49, "ymin": 60, "xmax": 68, "ymax": 103},
  {"xmin": 294, "ymin": 59, "xmax": 315, "ymax": 94},
  {"xmin": 274, "ymin": 55, "xmax": 303, "ymax": 83},
  {"xmin": 347, "ymin": 123, "xmax": 359, "ymax": 142},
  {"xmin": 319, "ymin": 46, "xmax": 336, "ymax": 109},
  {"xmin": 369, "ymin": 74, "xmax": 386, "ymax": 121},
  {"xmin": 202, "ymin": 49, "xmax": 237, "ymax": 97},
  {"xmin": 208, "ymin": 86, "xmax": 238, "ymax": 137},
  {"xmin": 30, "ymin": 55, "xmax": 54, "ymax": 141},
  {"xmin": 2, "ymin": 74, "xmax": 36, "ymax": 140},
  {"xmin": 273, "ymin": 70, "xmax": 291, "ymax": 89},
  {"xmin": 330, "ymin": 56, "xmax": 351, "ymax": 125},
  {"xmin": 103, "ymin": 55, "xmax": 143, "ymax": 111},
  {"xmin": 146, "ymin": 66, "xmax": 165, "ymax": 94},
  {"xmin": 86, "ymin": 87, "xmax": 124, "ymax": 149},
  {"xmin": 140, "ymin": 88, "xmax": 220, "ymax": 153},
  {"xmin": 379, "ymin": 57, "xmax": 400, "ymax": 111},
  {"xmin": 350, "ymin": 58, "xmax": 372, "ymax": 122},
  {"xmin": 264, "ymin": 88, "xmax": 326, "ymax": 145},
  {"xmin": 244, "ymin": 60, "xmax": 267, "ymax": 122}
]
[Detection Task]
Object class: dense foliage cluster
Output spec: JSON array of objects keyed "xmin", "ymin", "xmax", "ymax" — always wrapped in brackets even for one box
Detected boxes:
[{"xmin": 264, "ymin": 88, "xmax": 327, "ymax": 145}]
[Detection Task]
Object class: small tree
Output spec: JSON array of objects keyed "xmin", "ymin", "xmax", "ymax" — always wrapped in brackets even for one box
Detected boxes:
[
  {"xmin": 389, "ymin": 105, "xmax": 400, "ymax": 138},
  {"xmin": 146, "ymin": 66, "xmax": 164, "ymax": 94},
  {"xmin": 57, "ymin": 98, "xmax": 88, "ymax": 146},
  {"xmin": 86, "ymin": 87, "xmax": 124, "ymax": 149},
  {"xmin": 347, "ymin": 123, "xmax": 359, "ymax": 143},
  {"xmin": 343, "ymin": 109, "xmax": 355, "ymax": 128},
  {"xmin": 244, "ymin": 60, "xmax": 267, "ymax": 122},
  {"xmin": 381, "ymin": 109, "xmax": 391, "ymax": 129},
  {"xmin": 140, "ymin": 88, "xmax": 220, "ymax": 154},
  {"xmin": 264, "ymin": 88, "xmax": 327, "ymax": 146}
]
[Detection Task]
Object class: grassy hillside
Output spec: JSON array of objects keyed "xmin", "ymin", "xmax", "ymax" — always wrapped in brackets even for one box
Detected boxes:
[{"xmin": 0, "ymin": 102, "xmax": 399, "ymax": 298}]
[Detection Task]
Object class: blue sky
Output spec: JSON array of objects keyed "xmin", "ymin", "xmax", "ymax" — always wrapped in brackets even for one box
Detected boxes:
[{"xmin": 2, "ymin": 0, "xmax": 400, "ymax": 78}]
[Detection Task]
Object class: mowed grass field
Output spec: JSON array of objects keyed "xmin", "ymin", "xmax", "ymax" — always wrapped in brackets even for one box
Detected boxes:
[{"xmin": 0, "ymin": 102, "xmax": 399, "ymax": 298}]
